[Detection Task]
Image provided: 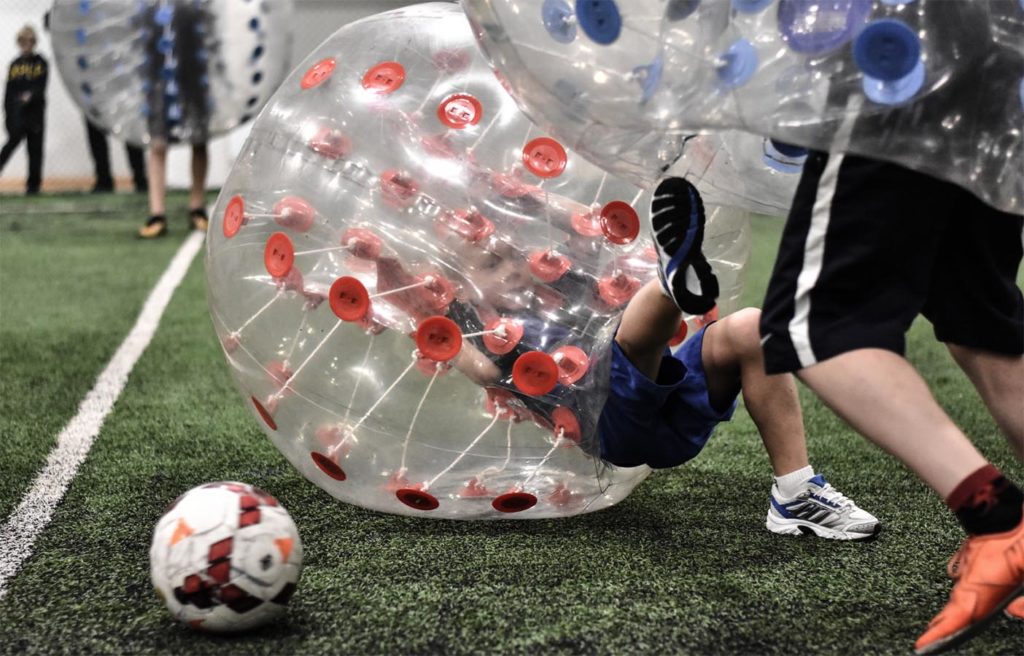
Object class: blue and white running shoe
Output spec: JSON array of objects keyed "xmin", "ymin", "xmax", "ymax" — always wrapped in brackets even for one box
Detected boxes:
[
  {"xmin": 649, "ymin": 177, "xmax": 719, "ymax": 314},
  {"xmin": 767, "ymin": 474, "xmax": 881, "ymax": 541}
]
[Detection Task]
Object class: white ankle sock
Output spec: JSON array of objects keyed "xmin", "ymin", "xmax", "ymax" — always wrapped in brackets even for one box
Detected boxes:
[{"xmin": 774, "ymin": 465, "xmax": 815, "ymax": 499}]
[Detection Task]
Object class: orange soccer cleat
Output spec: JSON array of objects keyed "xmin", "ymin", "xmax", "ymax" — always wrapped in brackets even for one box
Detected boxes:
[
  {"xmin": 1005, "ymin": 595, "xmax": 1024, "ymax": 621},
  {"xmin": 915, "ymin": 512, "xmax": 1024, "ymax": 654}
]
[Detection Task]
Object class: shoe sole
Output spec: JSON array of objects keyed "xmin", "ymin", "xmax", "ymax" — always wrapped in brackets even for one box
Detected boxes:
[
  {"xmin": 915, "ymin": 582, "xmax": 1024, "ymax": 655},
  {"xmin": 766, "ymin": 511, "xmax": 881, "ymax": 541}
]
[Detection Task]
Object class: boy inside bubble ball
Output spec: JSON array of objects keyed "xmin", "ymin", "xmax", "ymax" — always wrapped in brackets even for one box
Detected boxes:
[{"xmin": 382, "ymin": 177, "xmax": 880, "ymax": 540}]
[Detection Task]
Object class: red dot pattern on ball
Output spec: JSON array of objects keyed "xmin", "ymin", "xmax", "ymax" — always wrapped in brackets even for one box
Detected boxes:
[
  {"xmin": 492, "ymin": 492, "xmax": 538, "ymax": 513},
  {"xmin": 415, "ymin": 316, "xmax": 463, "ymax": 362},
  {"xmin": 263, "ymin": 232, "xmax": 295, "ymax": 278},
  {"xmin": 523, "ymin": 137, "xmax": 567, "ymax": 178},
  {"xmin": 437, "ymin": 93, "xmax": 483, "ymax": 129},
  {"xmin": 311, "ymin": 452, "xmax": 347, "ymax": 481},
  {"xmin": 329, "ymin": 276, "xmax": 371, "ymax": 322},
  {"xmin": 362, "ymin": 61, "xmax": 406, "ymax": 94},
  {"xmin": 512, "ymin": 351, "xmax": 559, "ymax": 396},
  {"xmin": 600, "ymin": 201, "xmax": 640, "ymax": 244},
  {"xmin": 301, "ymin": 57, "xmax": 336, "ymax": 90},
  {"xmin": 223, "ymin": 194, "xmax": 245, "ymax": 238}
]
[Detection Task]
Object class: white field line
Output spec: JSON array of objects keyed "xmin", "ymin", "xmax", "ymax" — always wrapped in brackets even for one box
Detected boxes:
[{"xmin": 0, "ymin": 230, "xmax": 205, "ymax": 599}]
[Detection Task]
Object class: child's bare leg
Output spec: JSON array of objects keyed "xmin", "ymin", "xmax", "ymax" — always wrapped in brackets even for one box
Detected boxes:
[
  {"xmin": 701, "ymin": 308, "xmax": 810, "ymax": 476},
  {"xmin": 615, "ymin": 279, "xmax": 682, "ymax": 380},
  {"xmin": 147, "ymin": 139, "xmax": 168, "ymax": 216},
  {"xmin": 189, "ymin": 143, "xmax": 208, "ymax": 210}
]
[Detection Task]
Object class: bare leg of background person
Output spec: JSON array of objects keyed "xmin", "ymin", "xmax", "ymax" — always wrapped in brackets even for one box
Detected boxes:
[
  {"xmin": 947, "ymin": 344, "xmax": 1024, "ymax": 460},
  {"xmin": 189, "ymin": 143, "xmax": 207, "ymax": 211},
  {"xmin": 147, "ymin": 139, "xmax": 167, "ymax": 217}
]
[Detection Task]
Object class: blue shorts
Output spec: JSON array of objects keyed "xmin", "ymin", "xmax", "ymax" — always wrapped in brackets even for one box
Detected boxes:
[{"xmin": 597, "ymin": 326, "xmax": 738, "ymax": 469}]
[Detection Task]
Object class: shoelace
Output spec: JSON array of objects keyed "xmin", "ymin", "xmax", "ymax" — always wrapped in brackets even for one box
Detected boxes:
[
  {"xmin": 811, "ymin": 482, "xmax": 852, "ymax": 509},
  {"xmin": 947, "ymin": 539, "xmax": 969, "ymax": 580}
]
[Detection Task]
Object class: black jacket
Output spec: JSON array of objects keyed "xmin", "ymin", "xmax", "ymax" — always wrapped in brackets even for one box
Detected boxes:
[{"xmin": 4, "ymin": 53, "xmax": 48, "ymax": 130}]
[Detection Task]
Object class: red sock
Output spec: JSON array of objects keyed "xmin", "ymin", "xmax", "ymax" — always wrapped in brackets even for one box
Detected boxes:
[{"xmin": 947, "ymin": 464, "xmax": 1024, "ymax": 535}]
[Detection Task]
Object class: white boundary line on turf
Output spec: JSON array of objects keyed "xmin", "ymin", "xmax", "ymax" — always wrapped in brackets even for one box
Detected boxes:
[{"xmin": 0, "ymin": 229, "xmax": 206, "ymax": 599}]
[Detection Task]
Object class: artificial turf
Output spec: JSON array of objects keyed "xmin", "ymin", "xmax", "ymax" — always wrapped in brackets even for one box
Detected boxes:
[{"xmin": 0, "ymin": 195, "xmax": 1021, "ymax": 655}]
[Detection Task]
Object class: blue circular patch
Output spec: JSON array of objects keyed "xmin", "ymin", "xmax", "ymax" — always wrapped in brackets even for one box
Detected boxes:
[
  {"xmin": 717, "ymin": 38, "xmax": 759, "ymax": 88},
  {"xmin": 732, "ymin": 0, "xmax": 773, "ymax": 14},
  {"xmin": 154, "ymin": 5, "xmax": 174, "ymax": 26},
  {"xmin": 665, "ymin": 0, "xmax": 701, "ymax": 21},
  {"xmin": 542, "ymin": 0, "xmax": 577, "ymax": 44},
  {"xmin": 575, "ymin": 0, "xmax": 622, "ymax": 45},
  {"xmin": 853, "ymin": 19, "xmax": 920, "ymax": 82},
  {"xmin": 861, "ymin": 58, "xmax": 924, "ymax": 105}
]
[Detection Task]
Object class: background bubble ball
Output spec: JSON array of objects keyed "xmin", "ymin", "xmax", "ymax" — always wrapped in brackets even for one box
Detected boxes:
[{"xmin": 49, "ymin": 0, "xmax": 295, "ymax": 145}]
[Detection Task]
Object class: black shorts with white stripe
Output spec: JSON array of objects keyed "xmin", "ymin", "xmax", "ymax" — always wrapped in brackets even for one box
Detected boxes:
[{"xmin": 759, "ymin": 151, "xmax": 1024, "ymax": 375}]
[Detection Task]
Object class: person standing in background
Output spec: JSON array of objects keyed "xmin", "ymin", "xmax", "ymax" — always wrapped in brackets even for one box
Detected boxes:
[
  {"xmin": 0, "ymin": 25, "xmax": 48, "ymax": 195},
  {"xmin": 85, "ymin": 118, "xmax": 148, "ymax": 193}
]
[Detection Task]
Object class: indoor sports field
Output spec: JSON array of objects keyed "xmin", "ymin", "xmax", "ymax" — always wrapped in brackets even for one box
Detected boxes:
[{"xmin": 0, "ymin": 192, "xmax": 1020, "ymax": 655}]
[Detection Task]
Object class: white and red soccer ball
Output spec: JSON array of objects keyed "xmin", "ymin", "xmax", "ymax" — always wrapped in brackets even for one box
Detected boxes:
[{"xmin": 150, "ymin": 482, "xmax": 303, "ymax": 632}]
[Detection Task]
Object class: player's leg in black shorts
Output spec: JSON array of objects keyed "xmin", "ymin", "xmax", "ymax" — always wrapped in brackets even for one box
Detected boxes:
[{"xmin": 759, "ymin": 151, "xmax": 1023, "ymax": 375}]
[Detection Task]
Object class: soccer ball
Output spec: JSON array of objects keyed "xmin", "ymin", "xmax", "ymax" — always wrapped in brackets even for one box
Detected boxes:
[{"xmin": 150, "ymin": 481, "xmax": 303, "ymax": 632}]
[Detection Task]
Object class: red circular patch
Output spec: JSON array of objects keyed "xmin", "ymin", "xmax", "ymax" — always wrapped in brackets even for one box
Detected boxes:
[
  {"xmin": 571, "ymin": 210, "xmax": 604, "ymax": 237},
  {"xmin": 553, "ymin": 346, "xmax": 590, "ymax": 385},
  {"xmin": 341, "ymin": 227, "xmax": 382, "ymax": 260},
  {"xmin": 311, "ymin": 452, "xmax": 346, "ymax": 481},
  {"xmin": 512, "ymin": 351, "xmax": 559, "ymax": 396},
  {"xmin": 482, "ymin": 318, "xmax": 524, "ymax": 355},
  {"xmin": 329, "ymin": 276, "xmax": 370, "ymax": 322},
  {"xmin": 551, "ymin": 406, "xmax": 582, "ymax": 444},
  {"xmin": 362, "ymin": 61, "xmax": 405, "ymax": 94},
  {"xmin": 597, "ymin": 274, "xmax": 641, "ymax": 308},
  {"xmin": 437, "ymin": 93, "xmax": 483, "ymax": 129},
  {"xmin": 396, "ymin": 488, "xmax": 439, "ymax": 511},
  {"xmin": 415, "ymin": 316, "xmax": 463, "ymax": 362},
  {"xmin": 523, "ymin": 137, "xmax": 567, "ymax": 178},
  {"xmin": 492, "ymin": 492, "xmax": 538, "ymax": 513},
  {"xmin": 264, "ymin": 232, "xmax": 295, "ymax": 279},
  {"xmin": 251, "ymin": 396, "xmax": 277, "ymax": 430},
  {"xmin": 301, "ymin": 57, "xmax": 336, "ymax": 90},
  {"xmin": 308, "ymin": 126, "xmax": 351, "ymax": 160},
  {"xmin": 223, "ymin": 195, "xmax": 245, "ymax": 238},
  {"xmin": 668, "ymin": 319, "xmax": 689, "ymax": 347},
  {"xmin": 528, "ymin": 250, "xmax": 571, "ymax": 283},
  {"xmin": 600, "ymin": 201, "xmax": 640, "ymax": 245},
  {"xmin": 273, "ymin": 196, "xmax": 316, "ymax": 232}
]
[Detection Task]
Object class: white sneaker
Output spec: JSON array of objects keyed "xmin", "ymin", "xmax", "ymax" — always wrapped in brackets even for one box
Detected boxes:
[{"xmin": 766, "ymin": 474, "xmax": 881, "ymax": 541}]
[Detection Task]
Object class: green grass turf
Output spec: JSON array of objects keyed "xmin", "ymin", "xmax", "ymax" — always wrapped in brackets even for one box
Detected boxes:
[{"xmin": 0, "ymin": 202, "xmax": 1021, "ymax": 654}]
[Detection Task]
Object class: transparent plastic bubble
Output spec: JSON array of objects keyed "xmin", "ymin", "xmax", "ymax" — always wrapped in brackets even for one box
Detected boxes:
[
  {"xmin": 464, "ymin": 0, "xmax": 1024, "ymax": 213},
  {"xmin": 49, "ymin": 0, "xmax": 295, "ymax": 145},
  {"xmin": 205, "ymin": 3, "xmax": 751, "ymax": 519}
]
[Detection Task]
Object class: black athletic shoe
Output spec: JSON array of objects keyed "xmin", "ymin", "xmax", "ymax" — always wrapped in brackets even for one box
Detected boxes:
[
  {"xmin": 649, "ymin": 177, "xmax": 719, "ymax": 314},
  {"xmin": 138, "ymin": 215, "xmax": 167, "ymax": 239}
]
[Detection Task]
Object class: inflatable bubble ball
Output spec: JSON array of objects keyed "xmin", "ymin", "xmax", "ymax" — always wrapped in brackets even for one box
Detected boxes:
[
  {"xmin": 205, "ymin": 3, "xmax": 751, "ymax": 519},
  {"xmin": 49, "ymin": 0, "xmax": 295, "ymax": 145},
  {"xmin": 463, "ymin": 0, "xmax": 1024, "ymax": 212}
]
